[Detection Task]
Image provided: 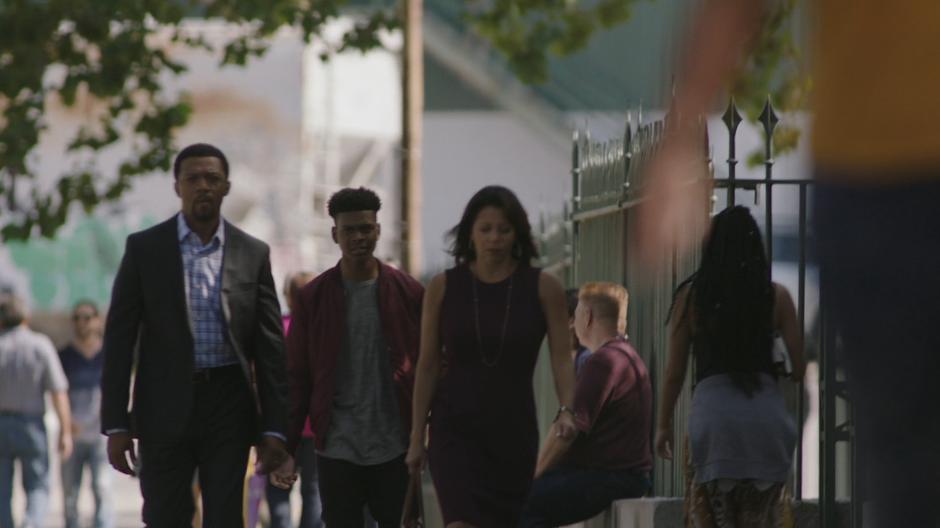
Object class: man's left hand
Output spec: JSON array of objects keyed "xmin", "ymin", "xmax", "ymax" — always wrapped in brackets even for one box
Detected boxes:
[
  {"xmin": 59, "ymin": 429, "xmax": 73, "ymax": 461},
  {"xmin": 258, "ymin": 436, "xmax": 289, "ymax": 474},
  {"xmin": 554, "ymin": 412, "xmax": 577, "ymax": 440}
]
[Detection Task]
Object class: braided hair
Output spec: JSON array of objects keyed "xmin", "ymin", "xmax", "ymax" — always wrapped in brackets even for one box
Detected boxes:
[{"xmin": 673, "ymin": 206, "xmax": 774, "ymax": 395}]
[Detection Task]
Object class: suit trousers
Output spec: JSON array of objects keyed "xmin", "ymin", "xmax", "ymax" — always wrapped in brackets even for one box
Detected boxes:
[{"xmin": 138, "ymin": 365, "xmax": 254, "ymax": 528}]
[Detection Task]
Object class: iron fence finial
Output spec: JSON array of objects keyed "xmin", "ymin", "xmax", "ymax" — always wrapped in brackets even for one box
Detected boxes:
[
  {"xmin": 721, "ymin": 97, "xmax": 743, "ymax": 137},
  {"xmin": 759, "ymin": 96, "xmax": 780, "ymax": 138}
]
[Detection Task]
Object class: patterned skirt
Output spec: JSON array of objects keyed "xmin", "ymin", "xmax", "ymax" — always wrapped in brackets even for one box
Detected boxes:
[{"xmin": 684, "ymin": 436, "xmax": 794, "ymax": 528}]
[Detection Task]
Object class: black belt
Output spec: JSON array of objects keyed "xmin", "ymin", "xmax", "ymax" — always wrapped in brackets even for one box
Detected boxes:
[
  {"xmin": 0, "ymin": 409, "xmax": 37, "ymax": 417},
  {"xmin": 192, "ymin": 364, "xmax": 242, "ymax": 383}
]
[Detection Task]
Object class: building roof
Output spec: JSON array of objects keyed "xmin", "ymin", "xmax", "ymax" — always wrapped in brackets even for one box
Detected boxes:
[{"xmin": 351, "ymin": 0, "xmax": 686, "ymax": 112}]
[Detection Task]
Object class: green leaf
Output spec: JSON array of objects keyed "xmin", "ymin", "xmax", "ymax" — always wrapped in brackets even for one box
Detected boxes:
[{"xmin": 3, "ymin": 0, "xmax": 371, "ymax": 239}]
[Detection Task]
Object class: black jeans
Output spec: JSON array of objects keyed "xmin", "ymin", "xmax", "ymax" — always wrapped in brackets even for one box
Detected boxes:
[
  {"xmin": 519, "ymin": 467, "xmax": 650, "ymax": 528},
  {"xmin": 317, "ymin": 453, "xmax": 409, "ymax": 528},
  {"xmin": 138, "ymin": 365, "xmax": 254, "ymax": 528},
  {"xmin": 815, "ymin": 177, "xmax": 940, "ymax": 527}
]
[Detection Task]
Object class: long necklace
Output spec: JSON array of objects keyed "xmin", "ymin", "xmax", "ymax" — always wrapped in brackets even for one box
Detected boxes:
[{"xmin": 471, "ymin": 269, "xmax": 513, "ymax": 367}]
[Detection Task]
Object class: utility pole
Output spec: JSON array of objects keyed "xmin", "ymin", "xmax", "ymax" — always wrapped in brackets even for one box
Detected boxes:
[{"xmin": 401, "ymin": 0, "xmax": 423, "ymax": 277}]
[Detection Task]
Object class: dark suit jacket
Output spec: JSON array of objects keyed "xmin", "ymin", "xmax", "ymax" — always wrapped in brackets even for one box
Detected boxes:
[{"xmin": 101, "ymin": 215, "xmax": 288, "ymax": 442}]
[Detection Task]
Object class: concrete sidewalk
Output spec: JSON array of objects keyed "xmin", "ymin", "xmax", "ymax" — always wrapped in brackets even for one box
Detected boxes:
[
  {"xmin": 10, "ymin": 445, "xmax": 313, "ymax": 528},
  {"xmin": 11, "ymin": 452, "xmax": 143, "ymax": 528}
]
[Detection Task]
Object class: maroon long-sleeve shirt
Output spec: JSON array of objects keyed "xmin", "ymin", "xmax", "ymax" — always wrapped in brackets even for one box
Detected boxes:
[{"xmin": 285, "ymin": 260, "xmax": 424, "ymax": 454}]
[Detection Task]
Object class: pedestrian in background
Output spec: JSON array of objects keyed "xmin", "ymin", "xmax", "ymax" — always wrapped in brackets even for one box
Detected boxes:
[
  {"xmin": 565, "ymin": 288, "xmax": 591, "ymax": 376},
  {"xmin": 59, "ymin": 300, "xmax": 113, "ymax": 528},
  {"xmin": 0, "ymin": 293, "xmax": 73, "ymax": 528},
  {"xmin": 255, "ymin": 271, "xmax": 322, "ymax": 528}
]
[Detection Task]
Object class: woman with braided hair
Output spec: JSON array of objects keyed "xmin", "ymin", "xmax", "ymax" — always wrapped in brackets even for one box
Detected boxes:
[{"xmin": 655, "ymin": 206, "xmax": 806, "ymax": 527}]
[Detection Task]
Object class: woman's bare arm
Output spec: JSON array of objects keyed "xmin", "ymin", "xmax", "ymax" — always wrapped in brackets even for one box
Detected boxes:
[
  {"xmin": 539, "ymin": 272, "xmax": 577, "ymax": 438},
  {"xmin": 406, "ymin": 273, "xmax": 446, "ymax": 474},
  {"xmin": 774, "ymin": 283, "xmax": 806, "ymax": 382},
  {"xmin": 655, "ymin": 285, "xmax": 693, "ymax": 459}
]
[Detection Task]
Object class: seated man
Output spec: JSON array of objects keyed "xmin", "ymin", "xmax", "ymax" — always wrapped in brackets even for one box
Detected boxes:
[{"xmin": 521, "ymin": 282, "xmax": 652, "ymax": 527}]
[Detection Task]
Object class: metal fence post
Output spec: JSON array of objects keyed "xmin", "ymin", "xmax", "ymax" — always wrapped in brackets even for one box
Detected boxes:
[
  {"xmin": 759, "ymin": 96, "xmax": 779, "ymax": 262},
  {"xmin": 571, "ymin": 131, "xmax": 581, "ymax": 282},
  {"xmin": 721, "ymin": 98, "xmax": 743, "ymax": 206}
]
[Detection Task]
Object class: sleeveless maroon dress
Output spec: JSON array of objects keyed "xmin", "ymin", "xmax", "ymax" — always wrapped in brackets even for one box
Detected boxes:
[{"xmin": 428, "ymin": 263, "xmax": 547, "ymax": 527}]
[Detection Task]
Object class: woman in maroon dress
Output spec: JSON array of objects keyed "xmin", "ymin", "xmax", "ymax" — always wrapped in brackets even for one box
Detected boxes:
[{"xmin": 406, "ymin": 186, "xmax": 577, "ymax": 527}]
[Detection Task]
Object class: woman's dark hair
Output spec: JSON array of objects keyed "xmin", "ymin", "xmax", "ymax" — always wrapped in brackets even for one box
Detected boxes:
[
  {"xmin": 72, "ymin": 299, "xmax": 99, "ymax": 316},
  {"xmin": 565, "ymin": 288, "xmax": 580, "ymax": 318},
  {"xmin": 673, "ymin": 206, "xmax": 774, "ymax": 395},
  {"xmin": 173, "ymin": 143, "xmax": 229, "ymax": 180},
  {"xmin": 327, "ymin": 187, "xmax": 382, "ymax": 218},
  {"xmin": 448, "ymin": 185, "xmax": 539, "ymax": 265},
  {"xmin": 0, "ymin": 294, "xmax": 27, "ymax": 328}
]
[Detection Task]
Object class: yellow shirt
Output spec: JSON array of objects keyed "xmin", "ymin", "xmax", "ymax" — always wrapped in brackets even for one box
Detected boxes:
[{"xmin": 813, "ymin": 1, "xmax": 940, "ymax": 180}]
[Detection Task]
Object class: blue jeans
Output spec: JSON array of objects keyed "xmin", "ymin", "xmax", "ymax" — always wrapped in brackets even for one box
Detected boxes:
[
  {"xmin": 0, "ymin": 414, "xmax": 50, "ymax": 528},
  {"xmin": 61, "ymin": 437, "xmax": 113, "ymax": 528},
  {"xmin": 266, "ymin": 437, "xmax": 324, "ymax": 528},
  {"xmin": 519, "ymin": 467, "xmax": 650, "ymax": 528}
]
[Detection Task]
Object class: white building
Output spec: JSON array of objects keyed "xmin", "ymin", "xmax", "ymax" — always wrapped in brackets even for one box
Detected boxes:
[{"xmin": 1, "ymin": 20, "xmax": 404, "ymax": 311}]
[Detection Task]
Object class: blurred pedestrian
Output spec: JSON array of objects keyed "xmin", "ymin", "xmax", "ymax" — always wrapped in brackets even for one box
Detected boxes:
[
  {"xmin": 521, "ymin": 282, "xmax": 652, "ymax": 527},
  {"xmin": 258, "ymin": 271, "xmax": 323, "ymax": 528},
  {"xmin": 406, "ymin": 185, "xmax": 577, "ymax": 527},
  {"xmin": 279, "ymin": 187, "xmax": 422, "ymax": 528},
  {"xmin": 101, "ymin": 143, "xmax": 290, "ymax": 526},
  {"xmin": 0, "ymin": 293, "xmax": 73, "ymax": 528},
  {"xmin": 655, "ymin": 207, "xmax": 805, "ymax": 527},
  {"xmin": 59, "ymin": 300, "xmax": 113, "ymax": 528}
]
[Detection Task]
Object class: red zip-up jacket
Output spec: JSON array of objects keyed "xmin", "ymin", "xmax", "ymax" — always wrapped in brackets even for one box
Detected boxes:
[{"xmin": 286, "ymin": 260, "xmax": 424, "ymax": 454}]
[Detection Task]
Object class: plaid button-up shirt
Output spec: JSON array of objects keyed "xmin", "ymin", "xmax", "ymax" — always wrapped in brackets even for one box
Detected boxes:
[{"xmin": 177, "ymin": 213, "xmax": 237, "ymax": 369}]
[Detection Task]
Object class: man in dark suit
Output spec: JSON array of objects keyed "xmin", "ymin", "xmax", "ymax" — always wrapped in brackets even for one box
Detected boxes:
[{"xmin": 101, "ymin": 143, "xmax": 290, "ymax": 527}]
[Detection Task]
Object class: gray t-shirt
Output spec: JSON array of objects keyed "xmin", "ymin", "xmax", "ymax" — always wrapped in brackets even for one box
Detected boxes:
[
  {"xmin": 319, "ymin": 279, "xmax": 407, "ymax": 464},
  {"xmin": 0, "ymin": 326, "xmax": 69, "ymax": 416}
]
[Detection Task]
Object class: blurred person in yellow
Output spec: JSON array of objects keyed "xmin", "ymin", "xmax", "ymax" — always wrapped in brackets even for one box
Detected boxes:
[{"xmin": 638, "ymin": 2, "xmax": 940, "ymax": 526}]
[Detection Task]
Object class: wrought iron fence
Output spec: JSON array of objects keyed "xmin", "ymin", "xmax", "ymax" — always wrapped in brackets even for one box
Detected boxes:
[{"xmin": 537, "ymin": 96, "xmax": 856, "ymax": 527}]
